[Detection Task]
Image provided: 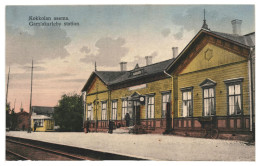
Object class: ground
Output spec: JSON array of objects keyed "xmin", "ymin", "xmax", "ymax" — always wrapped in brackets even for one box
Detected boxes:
[{"xmin": 6, "ymin": 131, "xmax": 255, "ymax": 161}]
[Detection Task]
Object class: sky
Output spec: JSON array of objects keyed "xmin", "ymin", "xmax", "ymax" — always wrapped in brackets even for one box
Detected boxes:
[{"xmin": 5, "ymin": 5, "xmax": 255, "ymax": 113}]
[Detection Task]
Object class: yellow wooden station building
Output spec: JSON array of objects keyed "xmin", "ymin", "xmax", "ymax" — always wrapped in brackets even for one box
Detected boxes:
[{"xmin": 82, "ymin": 19, "xmax": 255, "ymax": 140}]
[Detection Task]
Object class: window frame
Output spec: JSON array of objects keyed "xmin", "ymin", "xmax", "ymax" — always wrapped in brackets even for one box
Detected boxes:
[
  {"xmin": 224, "ymin": 78, "xmax": 243, "ymax": 116},
  {"xmin": 87, "ymin": 103, "xmax": 93, "ymax": 120},
  {"xmin": 34, "ymin": 119, "xmax": 44, "ymax": 127},
  {"xmin": 111, "ymin": 100, "xmax": 118, "ymax": 120},
  {"xmin": 200, "ymin": 78, "xmax": 217, "ymax": 117},
  {"xmin": 101, "ymin": 101, "xmax": 107, "ymax": 120},
  {"xmin": 180, "ymin": 87, "xmax": 193, "ymax": 117},
  {"xmin": 161, "ymin": 91, "xmax": 171, "ymax": 118},
  {"xmin": 146, "ymin": 95, "xmax": 155, "ymax": 119},
  {"xmin": 121, "ymin": 99, "xmax": 128, "ymax": 120},
  {"xmin": 202, "ymin": 87, "xmax": 216, "ymax": 116}
]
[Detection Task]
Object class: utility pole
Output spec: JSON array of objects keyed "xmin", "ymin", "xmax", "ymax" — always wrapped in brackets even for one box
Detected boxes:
[
  {"xmin": 28, "ymin": 60, "xmax": 34, "ymax": 133},
  {"xmin": 6, "ymin": 66, "xmax": 10, "ymax": 106}
]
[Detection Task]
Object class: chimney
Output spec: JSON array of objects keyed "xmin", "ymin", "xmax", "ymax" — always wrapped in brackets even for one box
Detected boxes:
[
  {"xmin": 145, "ymin": 56, "xmax": 152, "ymax": 66},
  {"xmin": 231, "ymin": 19, "xmax": 242, "ymax": 35},
  {"xmin": 172, "ymin": 47, "xmax": 178, "ymax": 58},
  {"xmin": 120, "ymin": 62, "xmax": 127, "ymax": 71}
]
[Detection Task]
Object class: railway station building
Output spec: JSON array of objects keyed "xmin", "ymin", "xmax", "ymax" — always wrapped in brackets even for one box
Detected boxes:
[{"xmin": 81, "ymin": 19, "xmax": 255, "ymax": 140}]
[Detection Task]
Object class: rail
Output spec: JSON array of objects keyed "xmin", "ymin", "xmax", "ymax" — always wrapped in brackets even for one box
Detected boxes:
[{"xmin": 6, "ymin": 136, "xmax": 147, "ymax": 160}]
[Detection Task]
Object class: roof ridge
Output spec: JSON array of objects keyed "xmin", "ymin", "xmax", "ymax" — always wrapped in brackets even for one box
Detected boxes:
[
  {"xmin": 244, "ymin": 32, "xmax": 255, "ymax": 36},
  {"xmin": 211, "ymin": 30, "xmax": 240, "ymax": 36},
  {"xmin": 130, "ymin": 58, "xmax": 175, "ymax": 70}
]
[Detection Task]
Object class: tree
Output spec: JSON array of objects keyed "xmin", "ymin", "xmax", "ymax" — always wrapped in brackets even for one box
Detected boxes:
[
  {"xmin": 6, "ymin": 103, "xmax": 11, "ymax": 129},
  {"xmin": 54, "ymin": 93, "xmax": 84, "ymax": 132},
  {"xmin": 10, "ymin": 108, "xmax": 18, "ymax": 130}
]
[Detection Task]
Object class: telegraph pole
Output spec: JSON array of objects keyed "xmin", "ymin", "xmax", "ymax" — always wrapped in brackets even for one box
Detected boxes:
[
  {"xmin": 6, "ymin": 66, "xmax": 10, "ymax": 106},
  {"xmin": 28, "ymin": 60, "xmax": 34, "ymax": 133}
]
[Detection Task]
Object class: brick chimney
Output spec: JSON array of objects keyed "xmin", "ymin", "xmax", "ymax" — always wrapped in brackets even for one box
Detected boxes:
[
  {"xmin": 231, "ymin": 19, "xmax": 242, "ymax": 35},
  {"xmin": 172, "ymin": 47, "xmax": 178, "ymax": 58},
  {"xmin": 120, "ymin": 62, "xmax": 127, "ymax": 71},
  {"xmin": 145, "ymin": 56, "xmax": 152, "ymax": 66}
]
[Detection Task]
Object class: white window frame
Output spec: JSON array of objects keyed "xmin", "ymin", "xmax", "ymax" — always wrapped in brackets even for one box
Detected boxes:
[
  {"xmin": 181, "ymin": 87, "xmax": 193, "ymax": 117},
  {"xmin": 227, "ymin": 84, "xmax": 242, "ymax": 115},
  {"xmin": 161, "ymin": 92, "xmax": 171, "ymax": 118},
  {"xmin": 122, "ymin": 99, "xmax": 128, "ymax": 119},
  {"xmin": 87, "ymin": 103, "xmax": 93, "ymax": 120},
  {"xmin": 34, "ymin": 119, "xmax": 44, "ymax": 127},
  {"xmin": 203, "ymin": 87, "xmax": 216, "ymax": 116},
  {"xmin": 101, "ymin": 101, "xmax": 107, "ymax": 120},
  {"xmin": 147, "ymin": 95, "xmax": 155, "ymax": 119},
  {"xmin": 224, "ymin": 78, "xmax": 243, "ymax": 116},
  {"xmin": 111, "ymin": 100, "xmax": 118, "ymax": 120}
]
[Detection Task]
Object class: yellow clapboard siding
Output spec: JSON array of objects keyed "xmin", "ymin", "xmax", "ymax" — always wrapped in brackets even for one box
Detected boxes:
[
  {"xmin": 111, "ymin": 78, "xmax": 172, "ymax": 119},
  {"xmin": 177, "ymin": 61, "xmax": 249, "ymax": 117},
  {"xmin": 182, "ymin": 43, "xmax": 247, "ymax": 74},
  {"xmin": 87, "ymin": 76, "xmax": 108, "ymax": 94},
  {"xmin": 86, "ymin": 91, "xmax": 109, "ymax": 120},
  {"xmin": 86, "ymin": 77, "xmax": 172, "ymax": 121}
]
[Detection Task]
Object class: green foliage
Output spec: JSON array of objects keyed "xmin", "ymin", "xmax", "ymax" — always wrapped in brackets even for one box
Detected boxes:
[
  {"xmin": 54, "ymin": 93, "xmax": 84, "ymax": 132},
  {"xmin": 10, "ymin": 108, "xmax": 18, "ymax": 130},
  {"xmin": 6, "ymin": 103, "xmax": 11, "ymax": 128}
]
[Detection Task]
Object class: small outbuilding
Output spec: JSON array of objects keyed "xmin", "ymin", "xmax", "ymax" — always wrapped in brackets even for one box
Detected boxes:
[{"xmin": 31, "ymin": 106, "xmax": 55, "ymax": 132}]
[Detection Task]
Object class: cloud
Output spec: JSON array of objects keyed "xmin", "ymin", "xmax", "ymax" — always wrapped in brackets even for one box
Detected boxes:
[
  {"xmin": 161, "ymin": 28, "xmax": 171, "ymax": 37},
  {"xmin": 173, "ymin": 28, "xmax": 184, "ymax": 40},
  {"xmin": 6, "ymin": 26, "xmax": 71, "ymax": 65},
  {"xmin": 80, "ymin": 37, "xmax": 129, "ymax": 67},
  {"xmin": 80, "ymin": 46, "xmax": 90, "ymax": 54}
]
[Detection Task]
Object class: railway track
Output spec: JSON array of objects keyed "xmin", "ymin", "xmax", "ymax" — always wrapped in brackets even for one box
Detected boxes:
[
  {"xmin": 6, "ymin": 136, "xmax": 146, "ymax": 161},
  {"xmin": 6, "ymin": 149, "xmax": 30, "ymax": 160}
]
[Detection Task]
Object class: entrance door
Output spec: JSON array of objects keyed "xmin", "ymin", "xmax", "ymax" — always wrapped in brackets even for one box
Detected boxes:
[
  {"xmin": 136, "ymin": 105, "xmax": 140, "ymax": 125},
  {"xmin": 133, "ymin": 101, "xmax": 141, "ymax": 125},
  {"xmin": 166, "ymin": 102, "xmax": 172, "ymax": 131}
]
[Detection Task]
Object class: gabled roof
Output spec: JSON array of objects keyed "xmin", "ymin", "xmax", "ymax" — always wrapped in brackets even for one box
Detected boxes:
[
  {"xmin": 166, "ymin": 28, "xmax": 255, "ymax": 73},
  {"xmin": 95, "ymin": 71, "xmax": 127, "ymax": 85},
  {"xmin": 81, "ymin": 71, "xmax": 126, "ymax": 92},
  {"xmin": 32, "ymin": 106, "xmax": 54, "ymax": 115},
  {"xmin": 81, "ymin": 58, "xmax": 175, "ymax": 92},
  {"xmin": 210, "ymin": 31, "xmax": 255, "ymax": 47},
  {"xmin": 108, "ymin": 58, "xmax": 175, "ymax": 85}
]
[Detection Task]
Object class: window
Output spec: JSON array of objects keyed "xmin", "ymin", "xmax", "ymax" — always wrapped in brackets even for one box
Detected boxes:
[
  {"xmin": 224, "ymin": 78, "xmax": 243, "ymax": 116},
  {"xmin": 162, "ymin": 92, "xmax": 171, "ymax": 118},
  {"xmin": 181, "ymin": 87, "xmax": 193, "ymax": 117},
  {"xmin": 122, "ymin": 99, "xmax": 128, "ymax": 119},
  {"xmin": 111, "ymin": 100, "xmax": 117, "ymax": 120},
  {"xmin": 34, "ymin": 119, "xmax": 44, "ymax": 127},
  {"xmin": 101, "ymin": 101, "xmax": 107, "ymax": 120},
  {"xmin": 147, "ymin": 95, "xmax": 155, "ymax": 119},
  {"xmin": 203, "ymin": 88, "xmax": 215, "ymax": 116},
  {"xmin": 87, "ymin": 104, "xmax": 93, "ymax": 120},
  {"xmin": 228, "ymin": 84, "xmax": 242, "ymax": 115},
  {"xmin": 200, "ymin": 78, "xmax": 217, "ymax": 116}
]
